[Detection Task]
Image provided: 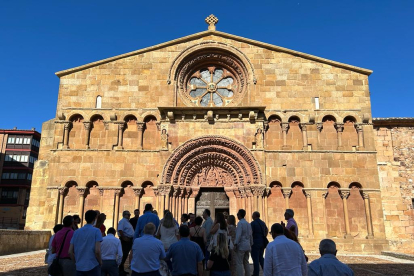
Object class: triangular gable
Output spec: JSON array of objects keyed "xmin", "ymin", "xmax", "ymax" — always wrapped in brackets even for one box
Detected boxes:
[{"xmin": 55, "ymin": 30, "xmax": 372, "ymax": 77}]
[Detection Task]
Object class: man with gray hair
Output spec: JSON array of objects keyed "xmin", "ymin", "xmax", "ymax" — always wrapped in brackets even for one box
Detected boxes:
[
  {"xmin": 283, "ymin": 209, "xmax": 298, "ymax": 237},
  {"xmin": 131, "ymin": 223, "xmax": 166, "ymax": 275},
  {"xmin": 308, "ymin": 239, "xmax": 354, "ymax": 276},
  {"xmin": 118, "ymin": 210, "xmax": 134, "ymax": 275}
]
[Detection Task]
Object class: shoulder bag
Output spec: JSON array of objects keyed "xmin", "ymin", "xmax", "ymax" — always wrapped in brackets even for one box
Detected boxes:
[{"xmin": 48, "ymin": 230, "xmax": 70, "ymax": 276}]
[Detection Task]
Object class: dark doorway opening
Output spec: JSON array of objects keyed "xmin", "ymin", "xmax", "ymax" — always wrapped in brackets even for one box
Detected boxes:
[{"xmin": 195, "ymin": 187, "xmax": 229, "ymax": 219}]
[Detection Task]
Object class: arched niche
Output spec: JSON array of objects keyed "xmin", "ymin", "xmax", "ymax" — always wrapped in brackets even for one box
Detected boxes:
[
  {"xmin": 123, "ymin": 115, "xmax": 139, "ymax": 149},
  {"xmin": 140, "ymin": 181, "xmax": 156, "ymax": 212},
  {"xmin": 320, "ymin": 115, "xmax": 338, "ymax": 150},
  {"xmin": 289, "ymin": 182, "xmax": 309, "ymax": 237},
  {"xmin": 347, "ymin": 182, "xmax": 367, "ymax": 238},
  {"xmin": 342, "ymin": 116, "xmax": 358, "ymax": 150},
  {"xmin": 89, "ymin": 115, "xmax": 106, "ymax": 149},
  {"xmin": 267, "ymin": 181, "xmax": 285, "ymax": 223},
  {"xmin": 325, "ymin": 182, "xmax": 345, "ymax": 238},
  {"xmin": 68, "ymin": 114, "xmax": 85, "ymax": 149},
  {"xmin": 286, "ymin": 116, "xmax": 303, "ymax": 150},
  {"xmin": 266, "ymin": 115, "xmax": 283, "ymax": 150},
  {"xmin": 84, "ymin": 181, "xmax": 100, "ymax": 212},
  {"xmin": 143, "ymin": 115, "xmax": 160, "ymax": 150},
  {"xmin": 119, "ymin": 181, "xmax": 135, "ymax": 220},
  {"xmin": 63, "ymin": 181, "xmax": 79, "ymax": 216}
]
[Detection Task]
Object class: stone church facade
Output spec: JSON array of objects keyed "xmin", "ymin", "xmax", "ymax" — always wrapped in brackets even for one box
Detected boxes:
[{"xmin": 26, "ymin": 16, "xmax": 413, "ymax": 254}]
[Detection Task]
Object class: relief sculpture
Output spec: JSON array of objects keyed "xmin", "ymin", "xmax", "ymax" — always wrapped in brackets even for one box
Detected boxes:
[{"xmin": 191, "ymin": 166, "xmax": 232, "ymax": 187}]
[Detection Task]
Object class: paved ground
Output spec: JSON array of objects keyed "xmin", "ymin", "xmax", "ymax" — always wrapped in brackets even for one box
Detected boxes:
[{"xmin": 0, "ymin": 251, "xmax": 413, "ymax": 275}]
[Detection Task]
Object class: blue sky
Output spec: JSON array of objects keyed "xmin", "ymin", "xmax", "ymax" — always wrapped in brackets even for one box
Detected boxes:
[{"xmin": 0, "ymin": 1, "xmax": 413, "ymax": 131}]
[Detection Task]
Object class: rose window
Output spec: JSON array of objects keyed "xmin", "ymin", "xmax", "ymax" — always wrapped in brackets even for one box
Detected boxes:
[{"xmin": 187, "ymin": 67, "xmax": 237, "ymax": 107}]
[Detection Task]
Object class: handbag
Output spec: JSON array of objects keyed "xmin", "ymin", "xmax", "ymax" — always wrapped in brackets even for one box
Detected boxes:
[
  {"xmin": 48, "ymin": 230, "xmax": 70, "ymax": 276},
  {"xmin": 258, "ymin": 220, "xmax": 269, "ymax": 248}
]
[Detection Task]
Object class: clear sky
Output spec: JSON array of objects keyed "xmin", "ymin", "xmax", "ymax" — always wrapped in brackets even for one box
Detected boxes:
[{"xmin": 0, "ymin": 0, "xmax": 413, "ymax": 131}]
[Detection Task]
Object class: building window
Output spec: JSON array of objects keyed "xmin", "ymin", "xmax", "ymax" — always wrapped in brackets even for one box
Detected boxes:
[
  {"xmin": 17, "ymin": 173, "xmax": 26, "ymax": 179},
  {"xmin": 27, "ymin": 173, "xmax": 32, "ymax": 180},
  {"xmin": 23, "ymin": 138, "xmax": 31, "ymax": 144},
  {"xmin": 0, "ymin": 188, "xmax": 19, "ymax": 204},
  {"xmin": 7, "ymin": 137, "xmax": 15, "ymax": 144},
  {"xmin": 10, "ymin": 173, "xmax": 18, "ymax": 179},
  {"xmin": 96, "ymin": 95, "xmax": 102, "ymax": 108},
  {"xmin": 29, "ymin": 156, "xmax": 38, "ymax": 163},
  {"xmin": 32, "ymin": 139, "xmax": 40, "ymax": 147},
  {"xmin": 21, "ymin": 155, "xmax": 28, "ymax": 162},
  {"xmin": 22, "ymin": 208, "xmax": 27, "ymax": 219},
  {"xmin": 314, "ymin": 97, "xmax": 320, "ymax": 109},
  {"xmin": 15, "ymin": 138, "xmax": 23, "ymax": 144},
  {"xmin": 1, "ymin": 173, "xmax": 10, "ymax": 179}
]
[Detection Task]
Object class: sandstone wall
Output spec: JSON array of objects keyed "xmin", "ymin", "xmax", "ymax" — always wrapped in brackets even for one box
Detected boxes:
[
  {"xmin": 0, "ymin": 230, "xmax": 50, "ymax": 255},
  {"xmin": 375, "ymin": 124, "xmax": 414, "ymax": 254}
]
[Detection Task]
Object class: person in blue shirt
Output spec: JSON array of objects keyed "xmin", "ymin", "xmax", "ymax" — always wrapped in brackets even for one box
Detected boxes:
[
  {"xmin": 134, "ymin": 204, "xmax": 160, "ymax": 239},
  {"xmin": 131, "ymin": 222, "xmax": 166, "ymax": 276},
  {"xmin": 308, "ymin": 239, "xmax": 354, "ymax": 276},
  {"xmin": 69, "ymin": 210, "xmax": 103, "ymax": 276},
  {"xmin": 166, "ymin": 225, "xmax": 204, "ymax": 276}
]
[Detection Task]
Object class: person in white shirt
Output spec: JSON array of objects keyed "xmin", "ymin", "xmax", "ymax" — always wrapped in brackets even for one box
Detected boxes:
[
  {"xmin": 264, "ymin": 223, "xmax": 307, "ymax": 276},
  {"xmin": 101, "ymin": 227, "xmax": 123, "ymax": 276},
  {"xmin": 117, "ymin": 210, "xmax": 134, "ymax": 275},
  {"xmin": 234, "ymin": 209, "xmax": 253, "ymax": 276}
]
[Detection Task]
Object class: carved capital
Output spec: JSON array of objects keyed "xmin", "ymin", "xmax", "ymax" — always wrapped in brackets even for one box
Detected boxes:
[
  {"xmin": 356, "ymin": 125, "xmax": 364, "ymax": 133},
  {"xmin": 136, "ymin": 122, "xmax": 144, "ymax": 131},
  {"xmin": 113, "ymin": 188, "xmax": 122, "ymax": 196},
  {"xmin": 282, "ymin": 123, "xmax": 289, "ymax": 132},
  {"xmin": 336, "ymin": 123, "xmax": 344, "ymax": 132},
  {"xmin": 77, "ymin": 187, "xmax": 87, "ymax": 196},
  {"xmin": 251, "ymin": 186, "xmax": 265, "ymax": 197},
  {"xmin": 98, "ymin": 188, "xmax": 104, "ymax": 196},
  {"xmin": 117, "ymin": 122, "xmax": 126, "ymax": 131},
  {"xmin": 300, "ymin": 123, "xmax": 307, "ymax": 131},
  {"xmin": 362, "ymin": 192, "xmax": 369, "ymax": 199},
  {"xmin": 153, "ymin": 188, "xmax": 159, "ymax": 196},
  {"xmin": 340, "ymin": 191, "xmax": 350, "ymax": 199},
  {"xmin": 133, "ymin": 188, "xmax": 143, "ymax": 197},
  {"xmin": 282, "ymin": 190, "xmax": 291, "ymax": 198},
  {"xmin": 64, "ymin": 122, "xmax": 72, "ymax": 130},
  {"xmin": 83, "ymin": 122, "xmax": 91, "ymax": 130},
  {"xmin": 173, "ymin": 186, "xmax": 181, "ymax": 197},
  {"xmin": 316, "ymin": 123, "xmax": 323, "ymax": 132},
  {"xmin": 156, "ymin": 122, "xmax": 161, "ymax": 131},
  {"xmin": 103, "ymin": 121, "xmax": 110, "ymax": 130},
  {"xmin": 305, "ymin": 192, "xmax": 311, "ymax": 199},
  {"xmin": 58, "ymin": 187, "xmax": 68, "ymax": 196},
  {"xmin": 238, "ymin": 187, "xmax": 247, "ymax": 198},
  {"xmin": 189, "ymin": 186, "xmax": 200, "ymax": 198}
]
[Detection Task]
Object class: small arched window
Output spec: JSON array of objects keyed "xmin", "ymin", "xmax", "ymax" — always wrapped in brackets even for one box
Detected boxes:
[{"xmin": 96, "ymin": 96, "xmax": 102, "ymax": 109}]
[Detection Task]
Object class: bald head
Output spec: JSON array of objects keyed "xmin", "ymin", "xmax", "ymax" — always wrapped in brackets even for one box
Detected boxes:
[{"xmin": 319, "ymin": 239, "xmax": 337, "ymax": 256}]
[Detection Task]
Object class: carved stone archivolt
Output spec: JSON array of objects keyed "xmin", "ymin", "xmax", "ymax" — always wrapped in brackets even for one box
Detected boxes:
[{"xmin": 161, "ymin": 136, "xmax": 263, "ymax": 188}]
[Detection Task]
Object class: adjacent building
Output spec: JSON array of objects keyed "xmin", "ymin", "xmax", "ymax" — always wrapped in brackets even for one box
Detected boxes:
[{"xmin": 0, "ymin": 128, "xmax": 40, "ymax": 229}]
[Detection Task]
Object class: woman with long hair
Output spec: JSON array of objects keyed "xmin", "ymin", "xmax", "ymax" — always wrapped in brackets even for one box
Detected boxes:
[
  {"xmin": 209, "ymin": 212, "xmax": 228, "ymax": 251},
  {"xmin": 157, "ymin": 211, "xmax": 179, "ymax": 251},
  {"xmin": 207, "ymin": 233, "xmax": 231, "ymax": 276},
  {"xmin": 227, "ymin": 215, "xmax": 237, "ymax": 276},
  {"xmin": 95, "ymin": 213, "xmax": 106, "ymax": 236}
]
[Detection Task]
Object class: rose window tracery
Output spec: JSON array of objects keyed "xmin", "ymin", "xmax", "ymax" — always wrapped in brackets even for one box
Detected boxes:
[{"xmin": 188, "ymin": 67, "xmax": 236, "ymax": 107}]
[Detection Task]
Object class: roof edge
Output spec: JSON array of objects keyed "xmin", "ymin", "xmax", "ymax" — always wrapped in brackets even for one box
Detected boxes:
[{"xmin": 55, "ymin": 30, "xmax": 373, "ymax": 78}]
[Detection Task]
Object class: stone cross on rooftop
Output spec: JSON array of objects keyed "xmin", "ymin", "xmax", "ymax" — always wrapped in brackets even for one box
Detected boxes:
[{"xmin": 205, "ymin": 14, "xmax": 218, "ymax": 31}]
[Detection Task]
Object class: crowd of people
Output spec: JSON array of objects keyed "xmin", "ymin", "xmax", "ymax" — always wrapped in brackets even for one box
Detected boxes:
[{"xmin": 46, "ymin": 205, "xmax": 354, "ymax": 276}]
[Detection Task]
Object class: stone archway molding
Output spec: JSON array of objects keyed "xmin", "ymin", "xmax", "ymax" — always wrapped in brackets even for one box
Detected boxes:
[{"xmin": 161, "ymin": 135, "xmax": 263, "ymax": 188}]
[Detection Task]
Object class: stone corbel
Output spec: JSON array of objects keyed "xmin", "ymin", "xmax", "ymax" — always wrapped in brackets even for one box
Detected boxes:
[
  {"xmin": 58, "ymin": 113, "xmax": 66, "ymax": 120},
  {"xmin": 206, "ymin": 110, "xmax": 214, "ymax": 122},
  {"xmin": 249, "ymin": 111, "xmax": 256, "ymax": 122},
  {"xmin": 316, "ymin": 123, "xmax": 323, "ymax": 132},
  {"xmin": 133, "ymin": 188, "xmax": 143, "ymax": 197},
  {"xmin": 167, "ymin": 111, "xmax": 174, "ymax": 122}
]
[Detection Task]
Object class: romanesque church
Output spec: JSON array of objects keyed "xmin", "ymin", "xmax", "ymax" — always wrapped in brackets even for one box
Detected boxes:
[{"xmin": 26, "ymin": 15, "xmax": 414, "ymax": 254}]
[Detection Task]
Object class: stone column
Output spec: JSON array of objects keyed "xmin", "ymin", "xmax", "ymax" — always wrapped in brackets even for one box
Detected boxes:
[
  {"xmin": 305, "ymin": 192, "xmax": 314, "ymax": 237},
  {"xmin": 257, "ymin": 188, "xmax": 264, "ymax": 216},
  {"xmin": 316, "ymin": 123, "xmax": 323, "ymax": 147},
  {"xmin": 153, "ymin": 188, "xmax": 159, "ymax": 212},
  {"xmin": 133, "ymin": 188, "xmax": 142, "ymax": 210},
  {"xmin": 165, "ymin": 187, "xmax": 171, "ymax": 212},
  {"xmin": 357, "ymin": 125, "xmax": 365, "ymax": 150},
  {"xmin": 322, "ymin": 191, "xmax": 328, "ymax": 236},
  {"xmin": 282, "ymin": 123, "xmax": 289, "ymax": 150},
  {"xmin": 57, "ymin": 188, "xmax": 66, "ymax": 223},
  {"xmin": 116, "ymin": 122, "xmax": 125, "ymax": 150},
  {"xmin": 63, "ymin": 122, "xmax": 72, "ymax": 149},
  {"xmin": 137, "ymin": 122, "xmax": 144, "ymax": 150},
  {"xmin": 264, "ymin": 188, "xmax": 269, "ymax": 226},
  {"xmin": 98, "ymin": 188, "xmax": 104, "ymax": 211},
  {"xmin": 177, "ymin": 191, "xmax": 183, "ymax": 221},
  {"xmin": 188, "ymin": 187, "xmax": 199, "ymax": 215},
  {"xmin": 283, "ymin": 189, "xmax": 291, "ymax": 209},
  {"xmin": 184, "ymin": 187, "xmax": 190, "ymax": 214},
  {"xmin": 172, "ymin": 186, "xmax": 180, "ymax": 218},
  {"xmin": 246, "ymin": 188, "xmax": 253, "ymax": 222},
  {"xmin": 83, "ymin": 122, "xmax": 91, "ymax": 149},
  {"xmin": 113, "ymin": 189, "xmax": 121, "ymax": 229},
  {"xmin": 341, "ymin": 191, "xmax": 353, "ymax": 239},
  {"xmin": 336, "ymin": 124, "xmax": 344, "ymax": 150},
  {"xmin": 300, "ymin": 124, "xmax": 308, "ymax": 150},
  {"xmin": 77, "ymin": 188, "xmax": 87, "ymax": 226},
  {"xmin": 363, "ymin": 193, "xmax": 374, "ymax": 239},
  {"xmin": 252, "ymin": 187, "xmax": 259, "ymax": 212}
]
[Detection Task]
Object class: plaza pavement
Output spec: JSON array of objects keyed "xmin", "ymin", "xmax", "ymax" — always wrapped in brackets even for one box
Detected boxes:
[{"xmin": 0, "ymin": 250, "xmax": 413, "ymax": 275}]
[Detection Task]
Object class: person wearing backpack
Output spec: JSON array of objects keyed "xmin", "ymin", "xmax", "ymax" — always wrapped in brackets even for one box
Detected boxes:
[{"xmin": 51, "ymin": 215, "xmax": 76, "ymax": 276}]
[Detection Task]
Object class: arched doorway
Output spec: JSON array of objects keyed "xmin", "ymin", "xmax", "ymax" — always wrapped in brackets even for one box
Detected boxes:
[
  {"xmin": 159, "ymin": 135, "xmax": 264, "ymax": 219},
  {"xmin": 195, "ymin": 188, "xmax": 229, "ymax": 218}
]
